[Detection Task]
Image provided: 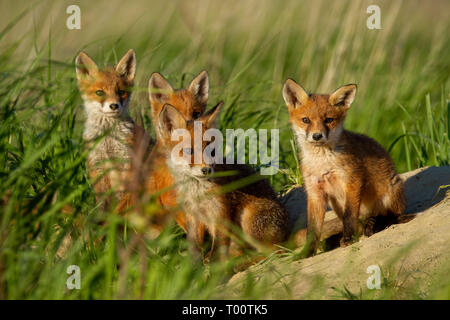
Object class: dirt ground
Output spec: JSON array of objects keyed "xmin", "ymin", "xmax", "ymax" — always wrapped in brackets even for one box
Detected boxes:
[{"xmin": 227, "ymin": 166, "xmax": 450, "ymax": 299}]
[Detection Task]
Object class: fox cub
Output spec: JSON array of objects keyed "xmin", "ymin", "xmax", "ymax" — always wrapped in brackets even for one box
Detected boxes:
[
  {"xmin": 283, "ymin": 79, "xmax": 405, "ymax": 251},
  {"xmin": 76, "ymin": 49, "xmax": 150, "ymax": 209},
  {"xmin": 157, "ymin": 102, "xmax": 290, "ymax": 260},
  {"xmin": 140, "ymin": 71, "xmax": 210, "ymax": 231}
]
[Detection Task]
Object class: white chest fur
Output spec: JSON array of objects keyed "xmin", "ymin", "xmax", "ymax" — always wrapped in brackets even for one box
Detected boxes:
[
  {"xmin": 300, "ymin": 143, "xmax": 348, "ymax": 208},
  {"xmin": 174, "ymin": 175, "xmax": 223, "ymax": 232},
  {"xmin": 83, "ymin": 112, "xmax": 135, "ymax": 194},
  {"xmin": 83, "ymin": 114, "xmax": 135, "ymax": 165}
]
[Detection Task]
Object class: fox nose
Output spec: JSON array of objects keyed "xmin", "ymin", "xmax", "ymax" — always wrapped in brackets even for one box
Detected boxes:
[
  {"xmin": 201, "ymin": 167, "xmax": 211, "ymax": 175},
  {"xmin": 109, "ymin": 103, "xmax": 119, "ymax": 111},
  {"xmin": 312, "ymin": 133, "xmax": 323, "ymax": 141}
]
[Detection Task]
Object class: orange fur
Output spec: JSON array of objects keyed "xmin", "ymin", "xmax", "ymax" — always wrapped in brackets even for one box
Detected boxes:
[
  {"xmin": 77, "ymin": 69, "xmax": 131, "ymax": 105},
  {"xmin": 117, "ymin": 72, "xmax": 209, "ymax": 231},
  {"xmin": 283, "ymin": 79, "xmax": 405, "ymax": 253},
  {"xmin": 146, "ymin": 71, "xmax": 209, "ymax": 231},
  {"xmin": 156, "ymin": 103, "xmax": 290, "ymax": 260},
  {"xmin": 76, "ymin": 50, "xmax": 152, "ymax": 210}
]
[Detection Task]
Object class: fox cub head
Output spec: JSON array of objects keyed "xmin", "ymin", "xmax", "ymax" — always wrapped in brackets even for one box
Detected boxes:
[
  {"xmin": 148, "ymin": 71, "xmax": 209, "ymax": 138},
  {"xmin": 157, "ymin": 101, "xmax": 223, "ymax": 178},
  {"xmin": 283, "ymin": 79, "xmax": 356, "ymax": 147},
  {"xmin": 75, "ymin": 49, "xmax": 136, "ymax": 118}
]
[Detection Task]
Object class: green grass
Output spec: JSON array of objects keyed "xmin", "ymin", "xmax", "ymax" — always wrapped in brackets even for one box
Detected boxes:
[{"xmin": 0, "ymin": 0, "xmax": 449, "ymax": 299}]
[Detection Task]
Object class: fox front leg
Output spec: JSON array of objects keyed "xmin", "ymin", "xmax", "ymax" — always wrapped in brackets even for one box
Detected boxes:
[
  {"xmin": 186, "ymin": 216, "xmax": 203, "ymax": 262},
  {"xmin": 303, "ymin": 188, "xmax": 328, "ymax": 256},
  {"xmin": 205, "ymin": 226, "xmax": 230, "ymax": 263},
  {"xmin": 341, "ymin": 183, "xmax": 362, "ymax": 246}
]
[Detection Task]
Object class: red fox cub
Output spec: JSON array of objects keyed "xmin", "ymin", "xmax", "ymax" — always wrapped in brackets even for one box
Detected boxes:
[
  {"xmin": 140, "ymin": 71, "xmax": 210, "ymax": 231},
  {"xmin": 283, "ymin": 79, "xmax": 405, "ymax": 252},
  {"xmin": 76, "ymin": 49, "xmax": 151, "ymax": 209},
  {"xmin": 157, "ymin": 103, "xmax": 290, "ymax": 260}
]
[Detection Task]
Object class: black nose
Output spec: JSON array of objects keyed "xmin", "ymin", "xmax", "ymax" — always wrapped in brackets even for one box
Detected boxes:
[
  {"xmin": 312, "ymin": 133, "xmax": 323, "ymax": 141},
  {"xmin": 110, "ymin": 103, "xmax": 119, "ymax": 111},
  {"xmin": 201, "ymin": 167, "xmax": 211, "ymax": 175}
]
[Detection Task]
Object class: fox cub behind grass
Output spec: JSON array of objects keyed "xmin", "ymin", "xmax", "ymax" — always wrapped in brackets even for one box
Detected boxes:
[
  {"xmin": 283, "ymin": 79, "xmax": 405, "ymax": 253},
  {"xmin": 157, "ymin": 103, "xmax": 291, "ymax": 260},
  {"xmin": 137, "ymin": 71, "xmax": 210, "ymax": 231},
  {"xmin": 76, "ymin": 49, "xmax": 151, "ymax": 209}
]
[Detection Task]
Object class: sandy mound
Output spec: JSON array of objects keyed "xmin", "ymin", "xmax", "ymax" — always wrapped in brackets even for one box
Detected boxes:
[
  {"xmin": 227, "ymin": 166, "xmax": 450, "ymax": 299},
  {"xmin": 282, "ymin": 166, "xmax": 450, "ymax": 239}
]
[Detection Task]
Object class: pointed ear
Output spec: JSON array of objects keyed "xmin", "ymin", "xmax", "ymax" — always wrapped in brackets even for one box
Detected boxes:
[
  {"xmin": 149, "ymin": 73, "xmax": 174, "ymax": 104},
  {"xmin": 188, "ymin": 70, "xmax": 209, "ymax": 105},
  {"xmin": 75, "ymin": 52, "xmax": 98, "ymax": 80},
  {"xmin": 158, "ymin": 104, "xmax": 187, "ymax": 138},
  {"xmin": 204, "ymin": 101, "xmax": 223, "ymax": 128},
  {"xmin": 283, "ymin": 79, "xmax": 309, "ymax": 108},
  {"xmin": 115, "ymin": 49, "xmax": 136, "ymax": 83},
  {"xmin": 329, "ymin": 84, "xmax": 357, "ymax": 108}
]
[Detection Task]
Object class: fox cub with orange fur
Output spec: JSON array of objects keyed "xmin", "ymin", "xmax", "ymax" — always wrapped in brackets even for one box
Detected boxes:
[
  {"xmin": 138, "ymin": 71, "xmax": 210, "ymax": 231},
  {"xmin": 157, "ymin": 102, "xmax": 290, "ymax": 260},
  {"xmin": 76, "ymin": 49, "xmax": 150, "ymax": 209},
  {"xmin": 283, "ymin": 79, "xmax": 405, "ymax": 252}
]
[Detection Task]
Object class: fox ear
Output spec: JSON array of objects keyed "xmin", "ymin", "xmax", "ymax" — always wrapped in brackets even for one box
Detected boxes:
[
  {"xmin": 189, "ymin": 70, "xmax": 209, "ymax": 105},
  {"xmin": 204, "ymin": 101, "xmax": 223, "ymax": 128},
  {"xmin": 329, "ymin": 84, "xmax": 357, "ymax": 108},
  {"xmin": 283, "ymin": 79, "xmax": 309, "ymax": 108},
  {"xmin": 75, "ymin": 52, "xmax": 98, "ymax": 79},
  {"xmin": 158, "ymin": 104, "xmax": 187, "ymax": 138},
  {"xmin": 116, "ymin": 49, "xmax": 136, "ymax": 83},
  {"xmin": 149, "ymin": 73, "xmax": 174, "ymax": 104}
]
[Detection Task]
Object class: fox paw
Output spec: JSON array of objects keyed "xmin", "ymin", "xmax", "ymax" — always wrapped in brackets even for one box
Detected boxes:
[
  {"xmin": 339, "ymin": 237, "xmax": 352, "ymax": 247},
  {"xmin": 363, "ymin": 217, "xmax": 376, "ymax": 237}
]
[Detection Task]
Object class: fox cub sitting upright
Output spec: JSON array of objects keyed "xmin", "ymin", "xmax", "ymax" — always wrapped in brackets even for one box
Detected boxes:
[
  {"xmin": 157, "ymin": 102, "xmax": 290, "ymax": 260},
  {"xmin": 141, "ymin": 71, "xmax": 210, "ymax": 231},
  {"xmin": 76, "ymin": 49, "xmax": 150, "ymax": 209},
  {"xmin": 283, "ymin": 79, "xmax": 405, "ymax": 252}
]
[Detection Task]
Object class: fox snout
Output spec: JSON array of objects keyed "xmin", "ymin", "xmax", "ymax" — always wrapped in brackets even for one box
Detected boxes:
[
  {"xmin": 102, "ymin": 100, "xmax": 123, "ymax": 114},
  {"xmin": 191, "ymin": 163, "xmax": 214, "ymax": 178},
  {"xmin": 175, "ymin": 164, "xmax": 214, "ymax": 179},
  {"xmin": 86, "ymin": 98, "xmax": 125, "ymax": 116},
  {"xmin": 201, "ymin": 166, "xmax": 212, "ymax": 175},
  {"xmin": 109, "ymin": 103, "xmax": 120, "ymax": 111},
  {"xmin": 307, "ymin": 129, "xmax": 328, "ymax": 144},
  {"xmin": 312, "ymin": 132, "xmax": 324, "ymax": 141}
]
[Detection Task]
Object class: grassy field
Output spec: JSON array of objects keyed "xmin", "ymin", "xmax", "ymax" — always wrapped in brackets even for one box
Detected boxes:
[{"xmin": 0, "ymin": 0, "xmax": 449, "ymax": 299}]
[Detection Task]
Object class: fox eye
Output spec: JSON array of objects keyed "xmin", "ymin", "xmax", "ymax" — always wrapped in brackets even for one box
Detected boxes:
[
  {"xmin": 302, "ymin": 117, "xmax": 310, "ymax": 124},
  {"xmin": 96, "ymin": 90, "xmax": 105, "ymax": 96},
  {"xmin": 183, "ymin": 148, "xmax": 193, "ymax": 155},
  {"xmin": 324, "ymin": 118, "xmax": 334, "ymax": 124},
  {"xmin": 118, "ymin": 89, "xmax": 127, "ymax": 97}
]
